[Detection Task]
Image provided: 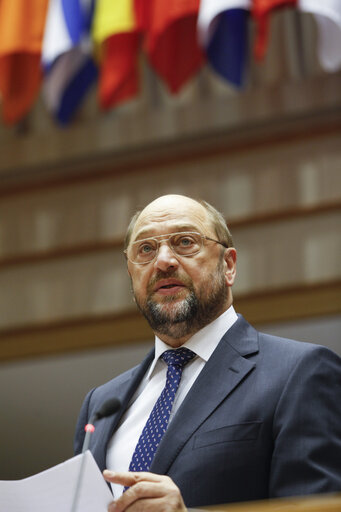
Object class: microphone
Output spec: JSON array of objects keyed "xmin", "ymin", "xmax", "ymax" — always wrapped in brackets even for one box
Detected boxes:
[
  {"xmin": 71, "ymin": 397, "xmax": 121, "ymax": 512},
  {"xmin": 92, "ymin": 397, "xmax": 121, "ymax": 421},
  {"xmin": 82, "ymin": 397, "xmax": 121, "ymax": 453}
]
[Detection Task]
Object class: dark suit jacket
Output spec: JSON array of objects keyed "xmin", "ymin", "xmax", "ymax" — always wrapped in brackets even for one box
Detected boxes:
[{"xmin": 74, "ymin": 316, "xmax": 341, "ymax": 507}]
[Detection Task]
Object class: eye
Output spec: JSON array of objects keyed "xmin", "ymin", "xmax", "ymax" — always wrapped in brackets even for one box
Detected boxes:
[
  {"xmin": 178, "ymin": 236, "xmax": 195, "ymax": 247},
  {"xmin": 138, "ymin": 242, "xmax": 155, "ymax": 254},
  {"xmin": 172, "ymin": 234, "xmax": 200, "ymax": 252}
]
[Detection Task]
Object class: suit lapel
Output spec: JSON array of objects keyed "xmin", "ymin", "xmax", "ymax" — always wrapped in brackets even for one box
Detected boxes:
[
  {"xmin": 111, "ymin": 349, "xmax": 155, "ymax": 431},
  {"xmin": 92, "ymin": 348, "xmax": 155, "ymax": 472},
  {"xmin": 150, "ymin": 316, "xmax": 258, "ymax": 475}
]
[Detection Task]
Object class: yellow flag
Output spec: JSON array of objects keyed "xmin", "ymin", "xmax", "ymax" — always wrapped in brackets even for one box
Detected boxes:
[{"xmin": 92, "ymin": 0, "xmax": 136, "ymax": 45}]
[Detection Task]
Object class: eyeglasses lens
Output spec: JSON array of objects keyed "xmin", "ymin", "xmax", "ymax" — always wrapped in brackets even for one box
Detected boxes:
[{"xmin": 129, "ymin": 232, "xmax": 203, "ymax": 263}]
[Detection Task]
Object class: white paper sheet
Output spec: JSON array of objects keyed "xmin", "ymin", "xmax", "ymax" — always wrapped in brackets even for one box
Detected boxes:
[{"xmin": 0, "ymin": 451, "xmax": 113, "ymax": 512}]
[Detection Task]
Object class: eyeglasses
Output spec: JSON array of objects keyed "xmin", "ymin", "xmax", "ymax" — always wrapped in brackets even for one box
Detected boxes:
[{"xmin": 124, "ymin": 231, "xmax": 228, "ymax": 265}]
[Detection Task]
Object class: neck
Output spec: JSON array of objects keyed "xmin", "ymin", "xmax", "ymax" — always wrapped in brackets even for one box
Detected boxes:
[
  {"xmin": 154, "ymin": 298, "xmax": 233, "ymax": 347},
  {"xmin": 155, "ymin": 331, "xmax": 192, "ymax": 348}
]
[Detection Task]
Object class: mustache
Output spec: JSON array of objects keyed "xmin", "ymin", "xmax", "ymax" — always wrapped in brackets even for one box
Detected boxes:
[{"xmin": 147, "ymin": 270, "xmax": 192, "ymax": 294}]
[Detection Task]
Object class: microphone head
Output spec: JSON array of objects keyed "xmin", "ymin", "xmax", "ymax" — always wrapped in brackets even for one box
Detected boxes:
[{"xmin": 94, "ymin": 397, "xmax": 121, "ymax": 421}]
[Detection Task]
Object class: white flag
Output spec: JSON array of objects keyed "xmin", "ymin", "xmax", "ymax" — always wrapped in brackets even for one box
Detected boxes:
[
  {"xmin": 41, "ymin": 0, "xmax": 97, "ymax": 124},
  {"xmin": 198, "ymin": 0, "xmax": 251, "ymax": 47},
  {"xmin": 299, "ymin": 0, "xmax": 341, "ymax": 71}
]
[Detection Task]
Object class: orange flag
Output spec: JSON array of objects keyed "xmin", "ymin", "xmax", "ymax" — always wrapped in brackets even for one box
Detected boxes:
[
  {"xmin": 140, "ymin": 0, "xmax": 205, "ymax": 93},
  {"xmin": 92, "ymin": 0, "xmax": 141, "ymax": 110},
  {"xmin": 0, "ymin": 0, "xmax": 48, "ymax": 124},
  {"xmin": 252, "ymin": 0, "xmax": 297, "ymax": 60}
]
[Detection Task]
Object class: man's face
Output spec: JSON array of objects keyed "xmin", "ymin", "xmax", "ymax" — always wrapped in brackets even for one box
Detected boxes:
[{"xmin": 127, "ymin": 196, "xmax": 236, "ymax": 346}]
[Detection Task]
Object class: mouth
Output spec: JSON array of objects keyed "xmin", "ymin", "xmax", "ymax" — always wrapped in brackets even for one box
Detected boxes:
[{"xmin": 154, "ymin": 279, "xmax": 186, "ymax": 295}]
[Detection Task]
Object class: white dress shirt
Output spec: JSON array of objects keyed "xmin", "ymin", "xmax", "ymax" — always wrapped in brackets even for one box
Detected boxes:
[{"xmin": 106, "ymin": 305, "xmax": 238, "ymax": 497}]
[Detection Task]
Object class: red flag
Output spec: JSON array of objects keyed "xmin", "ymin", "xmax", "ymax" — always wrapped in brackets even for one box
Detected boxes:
[
  {"xmin": 99, "ymin": 31, "xmax": 140, "ymax": 109},
  {"xmin": 93, "ymin": 0, "xmax": 141, "ymax": 110},
  {"xmin": 141, "ymin": 0, "xmax": 205, "ymax": 93},
  {"xmin": 0, "ymin": 0, "xmax": 48, "ymax": 124},
  {"xmin": 252, "ymin": 0, "xmax": 297, "ymax": 60}
]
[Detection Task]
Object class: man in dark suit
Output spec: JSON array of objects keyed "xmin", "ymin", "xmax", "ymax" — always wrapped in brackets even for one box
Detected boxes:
[{"xmin": 75, "ymin": 194, "xmax": 341, "ymax": 512}]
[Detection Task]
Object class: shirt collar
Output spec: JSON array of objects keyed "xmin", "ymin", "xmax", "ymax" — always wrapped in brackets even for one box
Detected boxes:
[{"xmin": 146, "ymin": 305, "xmax": 238, "ymax": 379}]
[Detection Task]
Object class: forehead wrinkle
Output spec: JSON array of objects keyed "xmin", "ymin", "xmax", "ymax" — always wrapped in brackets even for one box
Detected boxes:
[{"xmin": 130, "ymin": 197, "xmax": 213, "ymax": 243}]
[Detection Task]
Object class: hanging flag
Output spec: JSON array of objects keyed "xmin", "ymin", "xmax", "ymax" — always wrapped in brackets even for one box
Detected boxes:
[
  {"xmin": 42, "ymin": 0, "xmax": 97, "ymax": 125},
  {"xmin": 198, "ymin": 0, "xmax": 251, "ymax": 87},
  {"xmin": 251, "ymin": 0, "xmax": 297, "ymax": 60},
  {"xmin": 142, "ymin": 0, "xmax": 205, "ymax": 93},
  {"xmin": 92, "ymin": 0, "xmax": 140, "ymax": 110},
  {"xmin": 298, "ymin": 0, "xmax": 341, "ymax": 71},
  {"xmin": 0, "ymin": 0, "xmax": 48, "ymax": 124}
]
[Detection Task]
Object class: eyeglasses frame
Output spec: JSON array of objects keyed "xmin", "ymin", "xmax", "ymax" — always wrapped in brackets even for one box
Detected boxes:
[{"xmin": 124, "ymin": 231, "xmax": 228, "ymax": 265}]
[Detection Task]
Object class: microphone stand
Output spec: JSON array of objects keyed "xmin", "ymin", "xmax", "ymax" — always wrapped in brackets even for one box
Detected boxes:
[
  {"xmin": 70, "ymin": 398, "xmax": 121, "ymax": 512},
  {"xmin": 70, "ymin": 418, "xmax": 96, "ymax": 512}
]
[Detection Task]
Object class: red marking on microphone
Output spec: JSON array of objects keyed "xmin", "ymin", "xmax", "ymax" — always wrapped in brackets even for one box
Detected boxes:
[{"xmin": 84, "ymin": 423, "xmax": 95, "ymax": 433}]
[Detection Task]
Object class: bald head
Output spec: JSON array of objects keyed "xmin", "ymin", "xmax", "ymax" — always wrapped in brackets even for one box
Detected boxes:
[
  {"xmin": 124, "ymin": 194, "xmax": 233, "ymax": 249},
  {"xmin": 142, "ymin": 194, "xmax": 202, "ymax": 212}
]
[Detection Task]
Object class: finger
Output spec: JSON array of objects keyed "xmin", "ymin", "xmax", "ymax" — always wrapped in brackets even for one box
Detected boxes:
[
  {"xmin": 103, "ymin": 470, "xmax": 164, "ymax": 486},
  {"xmin": 108, "ymin": 482, "xmax": 166, "ymax": 512},
  {"xmin": 108, "ymin": 497, "xmax": 166, "ymax": 512}
]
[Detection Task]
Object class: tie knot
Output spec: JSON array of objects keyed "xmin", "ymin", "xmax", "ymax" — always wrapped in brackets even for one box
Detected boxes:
[{"xmin": 161, "ymin": 347, "xmax": 196, "ymax": 368}]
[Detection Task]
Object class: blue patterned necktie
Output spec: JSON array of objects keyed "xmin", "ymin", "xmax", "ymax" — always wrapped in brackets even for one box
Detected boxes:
[{"xmin": 128, "ymin": 347, "xmax": 196, "ymax": 474}]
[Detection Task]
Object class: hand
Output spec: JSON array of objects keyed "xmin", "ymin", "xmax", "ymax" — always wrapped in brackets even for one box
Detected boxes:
[{"xmin": 103, "ymin": 470, "xmax": 188, "ymax": 512}]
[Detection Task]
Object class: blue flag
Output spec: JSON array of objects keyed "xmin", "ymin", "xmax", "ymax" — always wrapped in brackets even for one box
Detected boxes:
[
  {"xmin": 198, "ymin": 1, "xmax": 251, "ymax": 88},
  {"xmin": 42, "ymin": 0, "xmax": 98, "ymax": 125}
]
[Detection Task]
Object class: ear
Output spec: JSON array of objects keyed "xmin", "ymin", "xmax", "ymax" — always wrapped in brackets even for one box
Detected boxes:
[
  {"xmin": 126, "ymin": 266, "xmax": 136, "ymax": 303},
  {"xmin": 126, "ymin": 258, "xmax": 132, "ymax": 278},
  {"xmin": 224, "ymin": 248, "xmax": 237, "ymax": 287}
]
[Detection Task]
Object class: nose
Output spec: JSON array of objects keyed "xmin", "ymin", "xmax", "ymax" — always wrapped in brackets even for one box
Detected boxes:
[{"xmin": 153, "ymin": 241, "xmax": 179, "ymax": 272}]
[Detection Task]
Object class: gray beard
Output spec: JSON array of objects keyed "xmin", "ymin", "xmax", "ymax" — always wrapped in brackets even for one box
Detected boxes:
[{"xmin": 134, "ymin": 260, "xmax": 228, "ymax": 339}]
